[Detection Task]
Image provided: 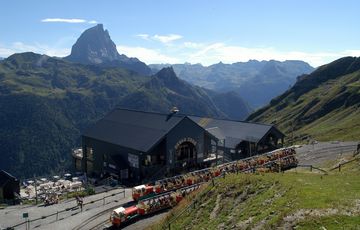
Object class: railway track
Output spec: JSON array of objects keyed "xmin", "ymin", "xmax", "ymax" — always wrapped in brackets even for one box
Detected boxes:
[{"xmin": 72, "ymin": 204, "xmax": 121, "ymax": 230}]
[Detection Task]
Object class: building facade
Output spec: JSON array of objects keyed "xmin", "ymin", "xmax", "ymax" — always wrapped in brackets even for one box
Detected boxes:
[{"xmin": 77, "ymin": 109, "xmax": 284, "ymax": 183}]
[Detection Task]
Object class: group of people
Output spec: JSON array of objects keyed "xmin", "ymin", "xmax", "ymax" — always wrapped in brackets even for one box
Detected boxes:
[{"xmin": 43, "ymin": 193, "xmax": 59, "ymax": 206}]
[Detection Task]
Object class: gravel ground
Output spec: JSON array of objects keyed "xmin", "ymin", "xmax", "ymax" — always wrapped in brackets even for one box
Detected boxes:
[{"xmin": 295, "ymin": 141, "xmax": 358, "ymax": 166}]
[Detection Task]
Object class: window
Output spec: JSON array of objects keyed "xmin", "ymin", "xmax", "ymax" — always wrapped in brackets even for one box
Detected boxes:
[
  {"xmin": 75, "ymin": 159, "xmax": 82, "ymax": 171},
  {"xmin": 86, "ymin": 161, "xmax": 93, "ymax": 174},
  {"xmin": 86, "ymin": 147, "xmax": 94, "ymax": 161}
]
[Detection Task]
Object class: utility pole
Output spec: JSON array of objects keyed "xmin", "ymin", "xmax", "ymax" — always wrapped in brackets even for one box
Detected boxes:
[
  {"xmin": 33, "ymin": 175, "xmax": 38, "ymax": 205},
  {"xmin": 223, "ymin": 139, "xmax": 225, "ymax": 163},
  {"xmin": 291, "ymin": 121, "xmax": 294, "ymax": 146},
  {"xmin": 215, "ymin": 140, "xmax": 218, "ymax": 166},
  {"xmin": 249, "ymin": 142, "xmax": 252, "ymax": 157}
]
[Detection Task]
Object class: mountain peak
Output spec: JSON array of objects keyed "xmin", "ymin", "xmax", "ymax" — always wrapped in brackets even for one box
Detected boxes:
[
  {"xmin": 148, "ymin": 67, "xmax": 187, "ymax": 91},
  {"xmin": 65, "ymin": 24, "xmax": 119, "ymax": 65},
  {"xmin": 64, "ymin": 24, "xmax": 151, "ymax": 75},
  {"xmin": 154, "ymin": 67, "xmax": 180, "ymax": 83}
]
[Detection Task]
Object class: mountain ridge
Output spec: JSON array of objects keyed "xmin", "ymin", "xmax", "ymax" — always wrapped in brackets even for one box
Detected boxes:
[
  {"xmin": 117, "ymin": 67, "xmax": 251, "ymax": 119},
  {"xmin": 149, "ymin": 60, "xmax": 314, "ymax": 108},
  {"xmin": 247, "ymin": 56, "xmax": 360, "ymax": 142}
]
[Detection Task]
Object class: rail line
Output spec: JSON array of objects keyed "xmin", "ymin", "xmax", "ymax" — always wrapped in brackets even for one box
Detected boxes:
[{"xmin": 72, "ymin": 203, "xmax": 123, "ymax": 230}]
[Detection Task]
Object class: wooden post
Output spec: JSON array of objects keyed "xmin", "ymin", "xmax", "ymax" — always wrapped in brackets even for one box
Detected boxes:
[
  {"xmin": 223, "ymin": 139, "xmax": 226, "ymax": 164},
  {"xmin": 278, "ymin": 157, "xmax": 281, "ymax": 173},
  {"xmin": 215, "ymin": 140, "xmax": 218, "ymax": 166},
  {"xmin": 34, "ymin": 175, "xmax": 38, "ymax": 205}
]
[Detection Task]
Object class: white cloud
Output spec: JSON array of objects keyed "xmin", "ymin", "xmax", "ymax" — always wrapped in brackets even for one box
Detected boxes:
[
  {"xmin": 136, "ymin": 33, "xmax": 183, "ymax": 44},
  {"xmin": 88, "ymin": 20, "xmax": 98, "ymax": 24},
  {"xmin": 186, "ymin": 43, "xmax": 360, "ymax": 67},
  {"xmin": 153, "ymin": 34, "xmax": 183, "ymax": 44},
  {"xmin": 114, "ymin": 42, "xmax": 360, "ymax": 67},
  {"xmin": 0, "ymin": 46, "xmax": 16, "ymax": 57},
  {"xmin": 0, "ymin": 42, "xmax": 70, "ymax": 58},
  {"xmin": 41, "ymin": 18, "xmax": 98, "ymax": 24},
  {"xmin": 117, "ymin": 45, "xmax": 179, "ymax": 64},
  {"xmin": 136, "ymin": 34, "xmax": 150, "ymax": 40},
  {"xmin": 183, "ymin": 42, "xmax": 204, "ymax": 49}
]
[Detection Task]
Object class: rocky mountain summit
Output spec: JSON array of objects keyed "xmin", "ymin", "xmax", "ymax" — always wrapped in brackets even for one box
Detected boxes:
[{"xmin": 65, "ymin": 24, "xmax": 151, "ymax": 75}]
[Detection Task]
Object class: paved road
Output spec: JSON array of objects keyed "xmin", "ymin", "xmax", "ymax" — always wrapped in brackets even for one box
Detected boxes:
[
  {"xmin": 0, "ymin": 187, "xmax": 132, "ymax": 230},
  {"xmin": 295, "ymin": 141, "xmax": 358, "ymax": 166}
]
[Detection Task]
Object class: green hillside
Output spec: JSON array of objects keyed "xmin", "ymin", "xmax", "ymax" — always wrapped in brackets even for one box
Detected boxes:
[
  {"xmin": 0, "ymin": 53, "xmax": 250, "ymax": 178},
  {"xmin": 151, "ymin": 157, "xmax": 360, "ymax": 229},
  {"xmin": 247, "ymin": 57, "xmax": 360, "ymax": 142},
  {"xmin": 0, "ymin": 52, "xmax": 148, "ymax": 177}
]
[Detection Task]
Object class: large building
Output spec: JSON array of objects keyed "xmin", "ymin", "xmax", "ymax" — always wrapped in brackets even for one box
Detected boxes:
[{"xmin": 77, "ymin": 109, "xmax": 284, "ymax": 183}]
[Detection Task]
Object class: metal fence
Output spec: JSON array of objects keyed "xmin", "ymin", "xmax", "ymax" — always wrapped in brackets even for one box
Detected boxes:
[{"xmin": 5, "ymin": 188, "xmax": 125, "ymax": 230}]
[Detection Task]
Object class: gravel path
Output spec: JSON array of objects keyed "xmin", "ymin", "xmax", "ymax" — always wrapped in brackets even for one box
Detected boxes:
[{"xmin": 295, "ymin": 141, "xmax": 358, "ymax": 166}]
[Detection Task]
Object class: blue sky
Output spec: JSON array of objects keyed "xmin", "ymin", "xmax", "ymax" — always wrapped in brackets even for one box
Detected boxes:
[{"xmin": 1, "ymin": 0, "xmax": 359, "ymax": 67}]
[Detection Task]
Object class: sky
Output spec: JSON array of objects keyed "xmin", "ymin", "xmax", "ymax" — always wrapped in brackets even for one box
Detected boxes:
[{"xmin": 1, "ymin": 0, "xmax": 360, "ymax": 67}]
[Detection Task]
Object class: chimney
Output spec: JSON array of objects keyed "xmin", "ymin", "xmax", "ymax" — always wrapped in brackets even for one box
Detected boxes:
[{"xmin": 170, "ymin": 107, "xmax": 179, "ymax": 114}]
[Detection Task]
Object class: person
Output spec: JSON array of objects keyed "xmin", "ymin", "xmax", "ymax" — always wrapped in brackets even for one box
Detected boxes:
[
  {"xmin": 357, "ymin": 142, "xmax": 360, "ymax": 153},
  {"xmin": 76, "ymin": 195, "xmax": 83, "ymax": 211}
]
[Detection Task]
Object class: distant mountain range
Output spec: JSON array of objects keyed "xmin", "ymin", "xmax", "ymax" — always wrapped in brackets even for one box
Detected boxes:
[
  {"xmin": 117, "ymin": 67, "xmax": 252, "ymax": 118},
  {"xmin": 150, "ymin": 61, "xmax": 314, "ymax": 108},
  {"xmin": 247, "ymin": 56, "xmax": 360, "ymax": 142}
]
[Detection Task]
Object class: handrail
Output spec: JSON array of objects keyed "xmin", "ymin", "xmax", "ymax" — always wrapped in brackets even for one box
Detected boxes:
[
  {"xmin": 6, "ymin": 188, "xmax": 126, "ymax": 229},
  {"xmin": 297, "ymin": 164, "xmax": 328, "ymax": 174},
  {"xmin": 329, "ymin": 157, "xmax": 360, "ymax": 171}
]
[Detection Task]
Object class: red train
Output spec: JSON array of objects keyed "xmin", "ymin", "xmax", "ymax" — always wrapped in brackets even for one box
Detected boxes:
[
  {"xmin": 112, "ymin": 184, "xmax": 200, "ymax": 227},
  {"xmin": 131, "ymin": 147, "xmax": 298, "ymax": 202}
]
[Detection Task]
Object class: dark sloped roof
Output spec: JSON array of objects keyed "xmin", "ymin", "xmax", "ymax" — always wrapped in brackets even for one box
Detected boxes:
[
  {"xmin": 0, "ymin": 170, "xmax": 17, "ymax": 187},
  {"xmin": 83, "ymin": 109, "xmax": 185, "ymax": 152},
  {"xmin": 189, "ymin": 116, "xmax": 283, "ymax": 148},
  {"xmin": 83, "ymin": 108, "xmax": 284, "ymax": 152}
]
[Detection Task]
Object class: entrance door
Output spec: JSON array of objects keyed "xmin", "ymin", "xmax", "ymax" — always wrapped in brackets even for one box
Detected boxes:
[{"xmin": 175, "ymin": 142, "xmax": 197, "ymax": 161}]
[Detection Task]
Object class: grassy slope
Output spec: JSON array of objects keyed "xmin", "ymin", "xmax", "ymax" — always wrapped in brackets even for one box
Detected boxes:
[
  {"xmin": 247, "ymin": 61, "xmax": 360, "ymax": 142},
  {"xmin": 150, "ymin": 157, "xmax": 360, "ymax": 229}
]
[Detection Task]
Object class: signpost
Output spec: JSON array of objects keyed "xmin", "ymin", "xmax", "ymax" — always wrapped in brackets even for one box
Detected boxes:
[{"xmin": 23, "ymin": 212, "xmax": 29, "ymax": 230}]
